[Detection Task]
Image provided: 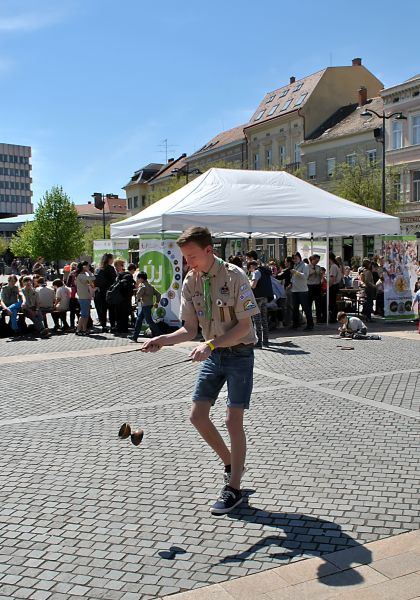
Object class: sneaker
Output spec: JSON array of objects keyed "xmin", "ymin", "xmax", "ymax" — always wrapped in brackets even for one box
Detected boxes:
[
  {"xmin": 210, "ymin": 485, "xmax": 243, "ymax": 515},
  {"xmin": 101, "ymin": 326, "xmax": 109, "ymax": 333},
  {"xmin": 262, "ymin": 340, "xmax": 270, "ymax": 347},
  {"xmin": 127, "ymin": 335, "xmax": 138, "ymax": 342},
  {"xmin": 75, "ymin": 331, "xmax": 86, "ymax": 336},
  {"xmin": 223, "ymin": 466, "xmax": 246, "ymax": 487},
  {"xmin": 254, "ymin": 341, "xmax": 263, "ymax": 349}
]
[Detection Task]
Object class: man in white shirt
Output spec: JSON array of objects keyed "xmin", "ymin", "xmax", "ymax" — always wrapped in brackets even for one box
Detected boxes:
[
  {"xmin": 291, "ymin": 253, "xmax": 314, "ymax": 331},
  {"xmin": 36, "ymin": 277, "xmax": 55, "ymax": 329}
]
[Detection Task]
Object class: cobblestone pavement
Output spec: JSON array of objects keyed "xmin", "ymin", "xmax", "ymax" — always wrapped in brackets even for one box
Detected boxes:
[{"xmin": 0, "ymin": 330, "xmax": 419, "ymax": 600}]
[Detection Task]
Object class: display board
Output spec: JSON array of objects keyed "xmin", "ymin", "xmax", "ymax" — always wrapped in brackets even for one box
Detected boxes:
[
  {"xmin": 382, "ymin": 236, "xmax": 418, "ymax": 320},
  {"xmin": 93, "ymin": 239, "xmax": 129, "ymax": 266},
  {"xmin": 297, "ymin": 239, "xmax": 327, "ymax": 268}
]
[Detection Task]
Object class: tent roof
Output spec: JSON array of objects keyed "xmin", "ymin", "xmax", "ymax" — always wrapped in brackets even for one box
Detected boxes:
[{"xmin": 111, "ymin": 168, "xmax": 400, "ymax": 239}]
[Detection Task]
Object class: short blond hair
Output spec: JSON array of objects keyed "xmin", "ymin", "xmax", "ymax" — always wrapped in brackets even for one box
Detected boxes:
[{"xmin": 114, "ymin": 258, "xmax": 125, "ymax": 270}]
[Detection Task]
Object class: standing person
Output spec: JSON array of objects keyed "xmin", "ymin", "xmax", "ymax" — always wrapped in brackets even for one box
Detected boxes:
[
  {"xmin": 412, "ymin": 282, "xmax": 420, "ymax": 334},
  {"xmin": 291, "ymin": 252, "xmax": 313, "ymax": 331},
  {"xmin": 276, "ymin": 257, "xmax": 294, "ymax": 327},
  {"xmin": 32, "ymin": 256, "xmax": 46, "ymax": 278},
  {"xmin": 328, "ymin": 252, "xmax": 341, "ymax": 323},
  {"xmin": 128, "ymin": 271, "xmax": 161, "ymax": 342},
  {"xmin": 359, "ymin": 259, "xmax": 375, "ymax": 322},
  {"xmin": 141, "ymin": 226, "xmax": 259, "ymax": 514},
  {"xmin": 67, "ymin": 262, "xmax": 79, "ymax": 330},
  {"xmin": 307, "ymin": 254, "xmax": 323, "ymax": 323},
  {"xmin": 247, "ymin": 259, "xmax": 272, "ymax": 348},
  {"xmin": 94, "ymin": 253, "xmax": 116, "ymax": 333},
  {"xmin": 113, "ymin": 259, "xmax": 135, "ymax": 334},
  {"xmin": 75, "ymin": 262, "xmax": 95, "ymax": 336}
]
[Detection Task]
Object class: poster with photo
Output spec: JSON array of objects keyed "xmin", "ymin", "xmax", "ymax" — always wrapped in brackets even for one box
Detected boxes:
[
  {"xmin": 297, "ymin": 239, "xmax": 327, "ymax": 268},
  {"xmin": 382, "ymin": 236, "xmax": 418, "ymax": 320},
  {"xmin": 138, "ymin": 234, "xmax": 182, "ymax": 327}
]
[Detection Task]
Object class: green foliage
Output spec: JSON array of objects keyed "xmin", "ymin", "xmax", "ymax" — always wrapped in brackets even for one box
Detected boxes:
[
  {"xmin": 9, "ymin": 221, "xmax": 36, "ymax": 257},
  {"xmin": 332, "ymin": 154, "xmax": 402, "ymax": 215},
  {"xmin": 0, "ymin": 237, "xmax": 9, "ymax": 256},
  {"xmin": 30, "ymin": 186, "xmax": 86, "ymax": 262}
]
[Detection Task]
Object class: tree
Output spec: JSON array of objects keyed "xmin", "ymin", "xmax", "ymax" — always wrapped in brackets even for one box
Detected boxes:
[
  {"xmin": 83, "ymin": 222, "xmax": 111, "ymax": 257},
  {"xmin": 332, "ymin": 154, "xmax": 402, "ymax": 215},
  {"xmin": 31, "ymin": 186, "xmax": 86, "ymax": 265},
  {"xmin": 0, "ymin": 237, "xmax": 9, "ymax": 256},
  {"xmin": 9, "ymin": 221, "xmax": 36, "ymax": 258}
]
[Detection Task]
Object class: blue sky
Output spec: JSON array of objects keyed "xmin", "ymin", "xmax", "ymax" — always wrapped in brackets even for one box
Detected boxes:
[{"xmin": 1, "ymin": 0, "xmax": 419, "ymax": 207}]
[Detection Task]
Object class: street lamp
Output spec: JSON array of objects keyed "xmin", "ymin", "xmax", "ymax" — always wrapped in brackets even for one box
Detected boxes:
[
  {"xmin": 92, "ymin": 193, "xmax": 118, "ymax": 238},
  {"xmin": 171, "ymin": 165, "xmax": 201, "ymax": 183},
  {"xmin": 360, "ymin": 108, "xmax": 407, "ymax": 213}
]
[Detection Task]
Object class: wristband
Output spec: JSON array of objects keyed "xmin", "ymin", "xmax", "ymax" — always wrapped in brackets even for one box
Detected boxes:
[{"xmin": 205, "ymin": 340, "xmax": 215, "ymax": 351}]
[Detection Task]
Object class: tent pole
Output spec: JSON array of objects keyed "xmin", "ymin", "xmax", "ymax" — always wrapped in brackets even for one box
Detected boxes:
[{"xmin": 326, "ymin": 235, "xmax": 330, "ymax": 325}]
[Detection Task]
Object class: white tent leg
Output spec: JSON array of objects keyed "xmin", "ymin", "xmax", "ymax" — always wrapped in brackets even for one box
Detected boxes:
[{"xmin": 326, "ymin": 235, "xmax": 330, "ymax": 325}]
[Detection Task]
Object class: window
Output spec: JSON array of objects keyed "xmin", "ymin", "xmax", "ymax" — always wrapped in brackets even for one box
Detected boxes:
[
  {"xmin": 253, "ymin": 153, "xmax": 260, "ymax": 170},
  {"xmin": 279, "ymin": 145, "xmax": 286, "ymax": 167},
  {"xmin": 307, "ymin": 161, "xmax": 316, "ymax": 179},
  {"xmin": 412, "ymin": 115, "xmax": 420, "ymax": 145},
  {"xmin": 412, "ymin": 171, "xmax": 420, "ymax": 202},
  {"xmin": 254, "ymin": 109, "xmax": 265, "ymax": 121},
  {"xmin": 133, "ymin": 196, "xmax": 139, "ymax": 208},
  {"xmin": 266, "ymin": 149, "xmax": 272, "ymax": 167},
  {"xmin": 141, "ymin": 195, "xmax": 146, "ymax": 207},
  {"xmin": 366, "ymin": 149, "xmax": 377, "ymax": 165},
  {"xmin": 392, "ymin": 119, "xmax": 403, "ymax": 149},
  {"xmin": 346, "ymin": 153, "xmax": 356, "ymax": 167},
  {"xmin": 266, "ymin": 94, "xmax": 276, "ymax": 103},
  {"xmin": 327, "ymin": 157, "xmax": 336, "ymax": 177},
  {"xmin": 294, "ymin": 143, "xmax": 301, "ymax": 164},
  {"xmin": 392, "ymin": 173, "xmax": 401, "ymax": 201},
  {"xmin": 293, "ymin": 83, "xmax": 303, "ymax": 91},
  {"xmin": 281, "ymin": 99, "xmax": 293, "ymax": 111},
  {"xmin": 279, "ymin": 89, "xmax": 289, "ymax": 98},
  {"xmin": 294, "ymin": 93, "xmax": 307, "ymax": 107},
  {"xmin": 267, "ymin": 104, "xmax": 279, "ymax": 116},
  {"xmin": 127, "ymin": 197, "xmax": 132, "ymax": 209}
]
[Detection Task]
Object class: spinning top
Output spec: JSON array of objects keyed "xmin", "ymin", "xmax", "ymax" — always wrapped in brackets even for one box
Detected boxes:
[{"xmin": 118, "ymin": 422, "xmax": 144, "ymax": 446}]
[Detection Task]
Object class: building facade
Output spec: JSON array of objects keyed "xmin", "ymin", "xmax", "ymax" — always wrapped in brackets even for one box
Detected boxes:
[
  {"xmin": 0, "ymin": 143, "xmax": 33, "ymax": 218},
  {"xmin": 123, "ymin": 163, "xmax": 163, "ymax": 215},
  {"xmin": 382, "ymin": 75, "xmax": 420, "ymax": 236}
]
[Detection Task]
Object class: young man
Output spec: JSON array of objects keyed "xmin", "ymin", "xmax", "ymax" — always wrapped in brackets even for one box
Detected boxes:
[
  {"xmin": 21, "ymin": 277, "xmax": 50, "ymax": 337},
  {"xmin": 247, "ymin": 260, "xmax": 272, "ymax": 348},
  {"xmin": 128, "ymin": 271, "xmax": 161, "ymax": 341},
  {"xmin": 291, "ymin": 252, "xmax": 314, "ymax": 331},
  {"xmin": 141, "ymin": 226, "xmax": 259, "ymax": 514}
]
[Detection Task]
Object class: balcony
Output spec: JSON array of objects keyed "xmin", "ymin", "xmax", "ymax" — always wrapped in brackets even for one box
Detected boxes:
[{"xmin": 285, "ymin": 162, "xmax": 301, "ymax": 173}]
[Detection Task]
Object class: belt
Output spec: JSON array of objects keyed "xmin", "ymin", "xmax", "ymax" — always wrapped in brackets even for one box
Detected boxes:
[{"xmin": 215, "ymin": 343, "xmax": 254, "ymax": 351}]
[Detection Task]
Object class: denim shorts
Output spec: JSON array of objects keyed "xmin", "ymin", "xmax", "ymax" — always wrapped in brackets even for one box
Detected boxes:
[
  {"xmin": 78, "ymin": 299, "xmax": 91, "ymax": 318},
  {"xmin": 192, "ymin": 346, "xmax": 254, "ymax": 409}
]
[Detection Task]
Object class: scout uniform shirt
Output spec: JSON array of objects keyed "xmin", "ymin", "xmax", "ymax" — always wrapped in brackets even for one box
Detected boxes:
[
  {"xmin": 136, "ymin": 281, "xmax": 161, "ymax": 307},
  {"xmin": 180, "ymin": 258, "xmax": 259, "ymax": 345}
]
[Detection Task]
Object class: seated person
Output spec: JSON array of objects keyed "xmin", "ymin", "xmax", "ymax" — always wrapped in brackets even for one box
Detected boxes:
[
  {"xmin": 52, "ymin": 279, "xmax": 71, "ymax": 331},
  {"xmin": 36, "ymin": 277, "xmax": 55, "ymax": 329},
  {"xmin": 337, "ymin": 311, "xmax": 367, "ymax": 338},
  {"xmin": 0, "ymin": 275, "xmax": 22, "ymax": 334},
  {"xmin": 21, "ymin": 276, "xmax": 50, "ymax": 337}
]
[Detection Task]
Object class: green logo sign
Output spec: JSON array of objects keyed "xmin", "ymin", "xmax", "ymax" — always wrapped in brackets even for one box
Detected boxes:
[{"xmin": 138, "ymin": 251, "xmax": 173, "ymax": 294}]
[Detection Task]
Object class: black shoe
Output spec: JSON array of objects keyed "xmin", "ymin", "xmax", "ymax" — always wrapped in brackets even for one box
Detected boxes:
[
  {"xmin": 127, "ymin": 335, "xmax": 138, "ymax": 342},
  {"xmin": 262, "ymin": 340, "xmax": 270, "ymax": 347},
  {"xmin": 254, "ymin": 341, "xmax": 263, "ymax": 349},
  {"xmin": 303, "ymin": 325, "xmax": 314, "ymax": 331},
  {"xmin": 101, "ymin": 326, "xmax": 109, "ymax": 333},
  {"xmin": 210, "ymin": 485, "xmax": 243, "ymax": 515}
]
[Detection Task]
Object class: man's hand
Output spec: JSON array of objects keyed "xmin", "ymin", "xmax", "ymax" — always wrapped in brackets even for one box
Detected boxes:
[
  {"xmin": 189, "ymin": 342, "xmax": 212, "ymax": 362},
  {"xmin": 140, "ymin": 337, "xmax": 164, "ymax": 353}
]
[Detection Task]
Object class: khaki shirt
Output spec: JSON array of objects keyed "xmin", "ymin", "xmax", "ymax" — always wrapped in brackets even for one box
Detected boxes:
[
  {"xmin": 136, "ymin": 281, "xmax": 161, "ymax": 306},
  {"xmin": 180, "ymin": 258, "xmax": 259, "ymax": 345}
]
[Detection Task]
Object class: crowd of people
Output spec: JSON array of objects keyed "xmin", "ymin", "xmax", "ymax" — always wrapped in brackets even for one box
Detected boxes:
[{"xmin": 0, "ymin": 253, "xmax": 162, "ymax": 339}]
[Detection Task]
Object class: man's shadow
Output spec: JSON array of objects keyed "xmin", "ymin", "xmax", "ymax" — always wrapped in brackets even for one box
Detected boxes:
[{"xmin": 218, "ymin": 491, "xmax": 371, "ymax": 587}]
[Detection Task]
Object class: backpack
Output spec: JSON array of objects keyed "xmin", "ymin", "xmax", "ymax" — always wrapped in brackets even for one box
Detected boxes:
[
  {"xmin": 94, "ymin": 268, "xmax": 107, "ymax": 290},
  {"xmin": 106, "ymin": 280, "xmax": 124, "ymax": 305},
  {"xmin": 254, "ymin": 266, "xmax": 274, "ymax": 302}
]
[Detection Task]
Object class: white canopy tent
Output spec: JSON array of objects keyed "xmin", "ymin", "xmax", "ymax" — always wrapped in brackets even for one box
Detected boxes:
[
  {"xmin": 111, "ymin": 168, "xmax": 400, "ymax": 325},
  {"xmin": 111, "ymin": 168, "xmax": 400, "ymax": 239}
]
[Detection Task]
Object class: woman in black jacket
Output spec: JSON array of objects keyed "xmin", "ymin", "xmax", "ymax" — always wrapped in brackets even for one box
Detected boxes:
[
  {"xmin": 94, "ymin": 253, "xmax": 116, "ymax": 333},
  {"xmin": 113, "ymin": 259, "xmax": 135, "ymax": 334}
]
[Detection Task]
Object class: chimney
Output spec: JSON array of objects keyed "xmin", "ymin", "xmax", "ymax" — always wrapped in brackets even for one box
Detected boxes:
[
  {"xmin": 181, "ymin": 153, "xmax": 187, "ymax": 158},
  {"xmin": 358, "ymin": 86, "xmax": 368, "ymax": 106},
  {"xmin": 352, "ymin": 57, "xmax": 362, "ymax": 66},
  {"xmin": 290, "ymin": 76, "xmax": 296, "ymax": 84},
  {"xmin": 168, "ymin": 158, "xmax": 174, "ymax": 163}
]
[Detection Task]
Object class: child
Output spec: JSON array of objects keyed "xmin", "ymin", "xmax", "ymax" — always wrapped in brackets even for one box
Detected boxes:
[
  {"xmin": 412, "ymin": 282, "xmax": 420, "ymax": 334},
  {"xmin": 337, "ymin": 311, "xmax": 367, "ymax": 338},
  {"xmin": 128, "ymin": 271, "xmax": 161, "ymax": 342}
]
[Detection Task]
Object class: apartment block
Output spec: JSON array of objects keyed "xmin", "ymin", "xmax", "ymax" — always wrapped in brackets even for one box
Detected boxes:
[{"xmin": 0, "ymin": 143, "xmax": 33, "ymax": 218}]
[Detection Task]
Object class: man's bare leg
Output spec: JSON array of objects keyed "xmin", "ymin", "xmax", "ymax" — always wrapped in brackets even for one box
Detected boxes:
[
  {"xmin": 225, "ymin": 406, "xmax": 246, "ymax": 490},
  {"xmin": 190, "ymin": 401, "xmax": 231, "ymax": 466}
]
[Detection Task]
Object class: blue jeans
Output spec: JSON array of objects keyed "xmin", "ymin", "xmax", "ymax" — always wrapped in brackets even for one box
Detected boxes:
[
  {"xmin": 6, "ymin": 300, "xmax": 22, "ymax": 331},
  {"xmin": 192, "ymin": 346, "xmax": 254, "ymax": 409},
  {"xmin": 133, "ymin": 305, "xmax": 160, "ymax": 338}
]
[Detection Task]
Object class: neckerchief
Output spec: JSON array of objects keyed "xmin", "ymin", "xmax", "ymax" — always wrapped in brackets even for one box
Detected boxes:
[{"xmin": 201, "ymin": 258, "xmax": 224, "ymax": 321}]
